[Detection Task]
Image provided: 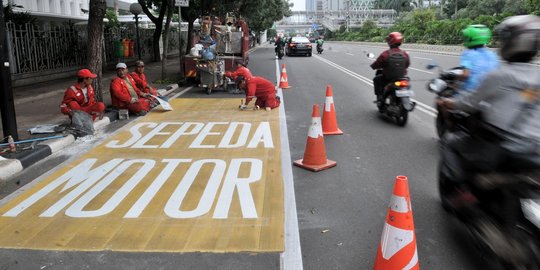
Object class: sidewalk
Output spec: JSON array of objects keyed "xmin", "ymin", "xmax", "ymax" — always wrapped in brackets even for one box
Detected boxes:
[{"xmin": 0, "ymin": 56, "xmax": 183, "ymax": 181}]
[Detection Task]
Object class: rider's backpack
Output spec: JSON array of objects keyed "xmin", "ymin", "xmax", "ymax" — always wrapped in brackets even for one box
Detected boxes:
[{"xmin": 385, "ymin": 50, "xmax": 407, "ymax": 81}]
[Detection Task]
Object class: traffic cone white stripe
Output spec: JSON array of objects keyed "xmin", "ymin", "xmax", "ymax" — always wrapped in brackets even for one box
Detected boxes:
[
  {"xmin": 380, "ymin": 223, "xmax": 414, "ymax": 259},
  {"xmin": 389, "ymin": 194, "xmax": 410, "ymax": 213},
  {"xmin": 403, "ymin": 247, "xmax": 419, "ymax": 270},
  {"xmin": 281, "ymin": 76, "xmax": 286, "ymax": 82},
  {"xmin": 307, "ymin": 117, "xmax": 323, "ymax": 139},
  {"xmin": 324, "ymin": 96, "xmax": 334, "ymax": 112}
]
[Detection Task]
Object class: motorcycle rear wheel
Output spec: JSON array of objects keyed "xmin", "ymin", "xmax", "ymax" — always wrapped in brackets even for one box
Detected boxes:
[{"xmin": 395, "ymin": 105, "xmax": 408, "ymax": 126}]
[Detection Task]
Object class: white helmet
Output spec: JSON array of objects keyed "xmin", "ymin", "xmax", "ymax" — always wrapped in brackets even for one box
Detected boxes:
[{"xmin": 116, "ymin": 63, "xmax": 127, "ymax": 69}]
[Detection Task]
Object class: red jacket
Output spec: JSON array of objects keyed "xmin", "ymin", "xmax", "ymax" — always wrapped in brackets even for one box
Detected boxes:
[
  {"xmin": 60, "ymin": 83, "xmax": 97, "ymax": 114},
  {"xmin": 130, "ymin": 72, "xmax": 157, "ymax": 95},
  {"xmin": 110, "ymin": 75, "xmax": 145, "ymax": 108},
  {"xmin": 225, "ymin": 66, "xmax": 253, "ymax": 81},
  {"xmin": 370, "ymin": 47, "xmax": 410, "ymax": 78},
  {"xmin": 245, "ymin": 76, "xmax": 276, "ymax": 103}
]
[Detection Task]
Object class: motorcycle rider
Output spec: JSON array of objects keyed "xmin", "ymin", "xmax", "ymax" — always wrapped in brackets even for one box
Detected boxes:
[
  {"xmin": 370, "ymin": 32, "xmax": 410, "ymax": 104},
  {"xmin": 459, "ymin": 25, "xmax": 500, "ymax": 93},
  {"xmin": 275, "ymin": 36, "xmax": 286, "ymax": 56},
  {"xmin": 437, "ymin": 15, "xmax": 540, "ymax": 205},
  {"xmin": 315, "ymin": 36, "xmax": 324, "ymax": 53}
]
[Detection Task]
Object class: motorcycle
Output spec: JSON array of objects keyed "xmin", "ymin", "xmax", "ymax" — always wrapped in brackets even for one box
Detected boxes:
[
  {"xmin": 368, "ymin": 53, "xmax": 415, "ymax": 126},
  {"xmin": 439, "ymin": 143, "xmax": 540, "ymax": 269},
  {"xmin": 426, "ymin": 63, "xmax": 465, "ymax": 137},
  {"xmin": 276, "ymin": 45, "xmax": 284, "ymax": 59},
  {"xmin": 316, "ymin": 43, "xmax": 323, "ymax": 54}
]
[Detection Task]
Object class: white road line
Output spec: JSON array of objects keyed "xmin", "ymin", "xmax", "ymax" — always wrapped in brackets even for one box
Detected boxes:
[
  {"xmin": 170, "ymin": 86, "xmax": 194, "ymax": 99},
  {"xmin": 409, "ymin": 67, "xmax": 434, "ymax": 74},
  {"xmin": 276, "ymin": 58, "xmax": 303, "ymax": 270},
  {"xmin": 314, "ymin": 55, "xmax": 437, "ymax": 118},
  {"xmin": 346, "ymin": 52, "xmax": 354, "ymax": 56},
  {"xmin": 413, "ymin": 56, "xmax": 433, "ymax": 60}
]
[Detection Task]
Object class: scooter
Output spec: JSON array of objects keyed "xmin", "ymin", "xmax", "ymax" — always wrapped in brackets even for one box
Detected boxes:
[
  {"xmin": 426, "ymin": 63, "xmax": 465, "ymax": 137},
  {"xmin": 433, "ymin": 78, "xmax": 540, "ymax": 269},
  {"xmin": 276, "ymin": 45, "xmax": 284, "ymax": 59},
  {"xmin": 439, "ymin": 143, "xmax": 540, "ymax": 269},
  {"xmin": 316, "ymin": 43, "xmax": 323, "ymax": 54}
]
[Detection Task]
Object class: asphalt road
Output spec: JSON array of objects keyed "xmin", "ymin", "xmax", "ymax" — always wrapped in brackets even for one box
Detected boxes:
[{"xmin": 0, "ymin": 42, "xmax": 498, "ymax": 270}]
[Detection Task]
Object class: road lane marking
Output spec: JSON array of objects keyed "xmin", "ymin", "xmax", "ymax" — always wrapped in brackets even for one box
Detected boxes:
[
  {"xmin": 346, "ymin": 53, "xmax": 354, "ymax": 56},
  {"xmin": 276, "ymin": 58, "xmax": 304, "ymax": 270},
  {"xmin": 0, "ymin": 99, "xmax": 284, "ymax": 252},
  {"xmin": 413, "ymin": 56, "xmax": 433, "ymax": 61},
  {"xmin": 409, "ymin": 67, "xmax": 434, "ymax": 74},
  {"xmin": 314, "ymin": 55, "xmax": 437, "ymax": 118}
]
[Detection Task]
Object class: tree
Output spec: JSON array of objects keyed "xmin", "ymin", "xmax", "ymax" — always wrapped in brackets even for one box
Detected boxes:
[
  {"xmin": 161, "ymin": 0, "xmax": 174, "ymax": 80},
  {"xmin": 87, "ymin": 0, "xmax": 106, "ymax": 101},
  {"xmin": 526, "ymin": 0, "xmax": 540, "ymax": 15},
  {"xmin": 138, "ymin": 0, "xmax": 172, "ymax": 62}
]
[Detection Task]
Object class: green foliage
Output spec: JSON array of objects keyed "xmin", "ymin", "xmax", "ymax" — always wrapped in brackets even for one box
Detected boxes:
[
  {"xmin": 104, "ymin": 8, "xmax": 119, "ymax": 30},
  {"xmin": 3, "ymin": 4, "xmax": 36, "ymax": 25},
  {"xmin": 526, "ymin": 0, "xmax": 540, "ymax": 15},
  {"xmin": 329, "ymin": 6, "xmax": 533, "ymax": 45}
]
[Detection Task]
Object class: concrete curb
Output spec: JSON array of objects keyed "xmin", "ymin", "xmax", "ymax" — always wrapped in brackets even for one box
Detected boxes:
[{"xmin": 0, "ymin": 83, "xmax": 179, "ymax": 182}]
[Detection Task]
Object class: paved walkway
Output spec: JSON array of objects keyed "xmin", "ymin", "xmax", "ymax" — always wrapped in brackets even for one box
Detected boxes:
[{"xmin": 0, "ymin": 56, "xmax": 182, "ymax": 143}]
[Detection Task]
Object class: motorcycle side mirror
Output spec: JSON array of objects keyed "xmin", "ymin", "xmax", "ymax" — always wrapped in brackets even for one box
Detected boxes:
[
  {"xmin": 426, "ymin": 63, "xmax": 438, "ymax": 70},
  {"xmin": 367, "ymin": 53, "xmax": 375, "ymax": 59}
]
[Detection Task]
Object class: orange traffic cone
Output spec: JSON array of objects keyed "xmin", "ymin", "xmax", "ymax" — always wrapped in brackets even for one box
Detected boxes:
[
  {"xmin": 374, "ymin": 175, "xmax": 419, "ymax": 270},
  {"xmin": 322, "ymin": 85, "xmax": 343, "ymax": 135},
  {"xmin": 279, "ymin": 64, "xmax": 291, "ymax": 89},
  {"xmin": 293, "ymin": 104, "xmax": 336, "ymax": 172}
]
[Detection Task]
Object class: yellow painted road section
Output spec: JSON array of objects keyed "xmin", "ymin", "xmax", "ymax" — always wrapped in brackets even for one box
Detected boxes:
[{"xmin": 0, "ymin": 99, "xmax": 284, "ymax": 252}]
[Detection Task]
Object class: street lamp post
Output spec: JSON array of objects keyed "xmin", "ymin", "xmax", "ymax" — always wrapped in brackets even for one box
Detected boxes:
[{"xmin": 130, "ymin": 3, "xmax": 143, "ymax": 60}]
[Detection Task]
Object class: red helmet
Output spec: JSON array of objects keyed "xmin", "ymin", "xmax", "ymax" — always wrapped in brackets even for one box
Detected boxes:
[{"xmin": 386, "ymin": 32, "xmax": 403, "ymax": 46}]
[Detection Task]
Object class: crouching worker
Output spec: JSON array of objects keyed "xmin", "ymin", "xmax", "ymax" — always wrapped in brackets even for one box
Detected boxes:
[
  {"xmin": 60, "ymin": 68, "xmax": 105, "ymax": 121},
  {"xmin": 110, "ymin": 63, "xmax": 151, "ymax": 116},
  {"xmin": 237, "ymin": 76, "xmax": 280, "ymax": 111}
]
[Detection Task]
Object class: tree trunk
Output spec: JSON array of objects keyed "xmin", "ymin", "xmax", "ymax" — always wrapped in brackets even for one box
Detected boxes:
[
  {"xmin": 162, "ymin": 0, "xmax": 174, "ymax": 80},
  {"xmin": 87, "ymin": 0, "xmax": 106, "ymax": 101}
]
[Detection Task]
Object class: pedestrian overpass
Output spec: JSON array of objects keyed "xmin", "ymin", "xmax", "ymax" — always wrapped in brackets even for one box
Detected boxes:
[{"xmin": 275, "ymin": 10, "xmax": 396, "ymax": 33}]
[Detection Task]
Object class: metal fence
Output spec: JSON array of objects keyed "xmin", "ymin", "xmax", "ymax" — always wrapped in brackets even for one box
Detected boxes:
[{"xmin": 6, "ymin": 22, "xmax": 180, "ymax": 84}]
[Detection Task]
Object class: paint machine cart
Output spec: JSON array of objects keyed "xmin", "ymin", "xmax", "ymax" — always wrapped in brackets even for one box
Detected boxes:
[{"xmin": 196, "ymin": 58, "xmax": 236, "ymax": 95}]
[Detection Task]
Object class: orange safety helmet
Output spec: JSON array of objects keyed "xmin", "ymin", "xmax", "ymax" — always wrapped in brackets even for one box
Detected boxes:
[{"xmin": 386, "ymin": 32, "xmax": 404, "ymax": 47}]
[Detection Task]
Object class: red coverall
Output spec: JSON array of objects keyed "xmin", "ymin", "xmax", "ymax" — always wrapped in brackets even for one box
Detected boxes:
[
  {"xmin": 110, "ymin": 75, "xmax": 150, "ymax": 114},
  {"xmin": 245, "ymin": 77, "xmax": 280, "ymax": 109},
  {"xmin": 130, "ymin": 72, "xmax": 158, "ymax": 96},
  {"xmin": 60, "ymin": 83, "xmax": 105, "ymax": 121},
  {"xmin": 225, "ymin": 66, "xmax": 253, "ymax": 81}
]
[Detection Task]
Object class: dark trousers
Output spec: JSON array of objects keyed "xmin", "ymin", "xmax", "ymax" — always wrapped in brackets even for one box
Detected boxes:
[{"xmin": 373, "ymin": 74, "xmax": 388, "ymax": 97}]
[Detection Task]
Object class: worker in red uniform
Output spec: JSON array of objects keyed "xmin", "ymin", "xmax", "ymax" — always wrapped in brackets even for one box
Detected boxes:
[
  {"xmin": 224, "ymin": 60, "xmax": 253, "ymax": 81},
  {"xmin": 130, "ymin": 60, "xmax": 161, "ymax": 107},
  {"xmin": 131, "ymin": 60, "xmax": 158, "ymax": 96},
  {"xmin": 110, "ymin": 63, "xmax": 151, "ymax": 116},
  {"xmin": 60, "ymin": 68, "xmax": 105, "ymax": 121},
  {"xmin": 237, "ymin": 76, "xmax": 280, "ymax": 111}
]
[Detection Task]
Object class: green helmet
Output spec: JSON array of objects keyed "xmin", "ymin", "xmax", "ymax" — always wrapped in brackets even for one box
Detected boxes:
[{"xmin": 462, "ymin": 24, "xmax": 492, "ymax": 48}]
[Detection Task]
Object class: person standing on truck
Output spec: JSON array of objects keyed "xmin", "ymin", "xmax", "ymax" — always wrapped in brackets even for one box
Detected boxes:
[{"xmin": 237, "ymin": 76, "xmax": 281, "ymax": 111}]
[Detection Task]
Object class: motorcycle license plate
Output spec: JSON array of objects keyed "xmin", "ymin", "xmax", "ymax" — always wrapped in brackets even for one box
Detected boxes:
[
  {"xmin": 395, "ymin": 90, "xmax": 413, "ymax": 97},
  {"xmin": 521, "ymin": 198, "xmax": 540, "ymax": 229}
]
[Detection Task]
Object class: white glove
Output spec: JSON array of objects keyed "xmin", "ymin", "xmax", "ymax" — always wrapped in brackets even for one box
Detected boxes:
[
  {"xmin": 130, "ymin": 98, "xmax": 138, "ymax": 104},
  {"xmin": 239, "ymin": 104, "xmax": 247, "ymax": 110}
]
